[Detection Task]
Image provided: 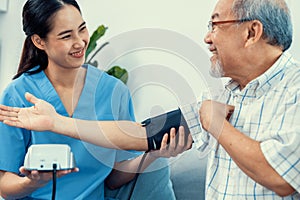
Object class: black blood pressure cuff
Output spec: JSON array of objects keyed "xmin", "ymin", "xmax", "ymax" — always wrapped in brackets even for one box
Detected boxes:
[{"xmin": 141, "ymin": 108, "xmax": 190, "ymax": 151}]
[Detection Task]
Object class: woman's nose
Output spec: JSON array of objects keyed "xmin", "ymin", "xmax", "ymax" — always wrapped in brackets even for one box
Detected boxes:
[{"xmin": 73, "ymin": 35, "xmax": 85, "ymax": 48}]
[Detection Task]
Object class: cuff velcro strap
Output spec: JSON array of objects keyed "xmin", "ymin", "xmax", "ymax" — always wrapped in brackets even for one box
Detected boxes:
[{"xmin": 141, "ymin": 108, "xmax": 189, "ymax": 151}]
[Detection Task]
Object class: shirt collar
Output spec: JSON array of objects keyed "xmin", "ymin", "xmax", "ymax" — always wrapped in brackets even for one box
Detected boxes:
[{"xmin": 225, "ymin": 51, "xmax": 292, "ymax": 99}]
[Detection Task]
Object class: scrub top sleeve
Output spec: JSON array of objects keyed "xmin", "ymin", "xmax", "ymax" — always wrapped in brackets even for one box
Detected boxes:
[
  {"xmin": 115, "ymin": 85, "xmax": 142, "ymax": 162},
  {"xmin": 0, "ymin": 92, "xmax": 31, "ymax": 173}
]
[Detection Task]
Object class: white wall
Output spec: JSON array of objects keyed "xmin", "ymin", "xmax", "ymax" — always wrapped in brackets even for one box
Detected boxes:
[
  {"xmin": 287, "ymin": 0, "xmax": 300, "ymax": 57},
  {"xmin": 0, "ymin": 1, "xmax": 24, "ymax": 92},
  {"xmin": 0, "ymin": 0, "xmax": 299, "ymax": 120}
]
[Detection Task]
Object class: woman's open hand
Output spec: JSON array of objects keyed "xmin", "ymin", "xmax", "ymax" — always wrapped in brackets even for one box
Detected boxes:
[
  {"xmin": 150, "ymin": 126, "xmax": 193, "ymax": 158},
  {"xmin": 0, "ymin": 92, "xmax": 57, "ymax": 131},
  {"xmin": 19, "ymin": 166, "xmax": 79, "ymax": 187}
]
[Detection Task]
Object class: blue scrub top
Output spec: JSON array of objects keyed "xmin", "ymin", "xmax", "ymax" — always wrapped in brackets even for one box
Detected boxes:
[{"xmin": 0, "ymin": 65, "xmax": 136, "ymax": 199}]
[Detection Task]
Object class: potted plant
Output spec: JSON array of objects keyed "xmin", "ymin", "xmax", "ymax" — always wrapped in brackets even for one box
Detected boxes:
[{"xmin": 85, "ymin": 25, "xmax": 128, "ymax": 84}]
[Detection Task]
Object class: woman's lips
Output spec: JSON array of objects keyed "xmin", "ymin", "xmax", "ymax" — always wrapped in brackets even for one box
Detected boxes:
[{"xmin": 70, "ymin": 49, "xmax": 84, "ymax": 58}]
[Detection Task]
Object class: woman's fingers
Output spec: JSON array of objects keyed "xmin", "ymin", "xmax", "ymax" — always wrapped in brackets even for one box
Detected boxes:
[
  {"xmin": 187, "ymin": 134, "xmax": 193, "ymax": 149},
  {"xmin": 20, "ymin": 166, "xmax": 79, "ymax": 181},
  {"xmin": 3, "ymin": 120, "xmax": 24, "ymax": 129},
  {"xmin": 160, "ymin": 133, "xmax": 169, "ymax": 150},
  {"xmin": 169, "ymin": 128, "xmax": 176, "ymax": 150},
  {"xmin": 177, "ymin": 126, "xmax": 185, "ymax": 150},
  {"xmin": 0, "ymin": 104, "xmax": 20, "ymax": 115},
  {"xmin": 25, "ymin": 92, "xmax": 39, "ymax": 105},
  {"xmin": 0, "ymin": 105, "xmax": 20, "ymax": 124},
  {"xmin": 153, "ymin": 127, "xmax": 192, "ymax": 158}
]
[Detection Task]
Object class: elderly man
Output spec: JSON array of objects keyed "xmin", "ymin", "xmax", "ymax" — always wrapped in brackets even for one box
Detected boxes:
[
  {"xmin": 0, "ymin": 0, "xmax": 299, "ymax": 199},
  {"xmin": 193, "ymin": 0, "xmax": 300, "ymax": 199}
]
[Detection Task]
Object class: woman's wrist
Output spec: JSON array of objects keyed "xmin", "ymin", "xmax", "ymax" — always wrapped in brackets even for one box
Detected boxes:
[
  {"xmin": 52, "ymin": 114, "xmax": 68, "ymax": 134},
  {"xmin": 18, "ymin": 176, "xmax": 48, "ymax": 197},
  {"xmin": 146, "ymin": 150, "xmax": 161, "ymax": 159}
]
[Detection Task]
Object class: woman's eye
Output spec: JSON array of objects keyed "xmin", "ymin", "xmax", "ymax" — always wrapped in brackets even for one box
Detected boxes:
[
  {"xmin": 61, "ymin": 35, "xmax": 71, "ymax": 39},
  {"xmin": 79, "ymin": 26, "xmax": 86, "ymax": 32}
]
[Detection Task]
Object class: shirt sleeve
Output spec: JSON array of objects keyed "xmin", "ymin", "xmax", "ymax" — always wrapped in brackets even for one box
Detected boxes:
[
  {"xmin": 260, "ymin": 87, "xmax": 300, "ymax": 193},
  {"xmin": 180, "ymin": 101, "xmax": 213, "ymax": 153}
]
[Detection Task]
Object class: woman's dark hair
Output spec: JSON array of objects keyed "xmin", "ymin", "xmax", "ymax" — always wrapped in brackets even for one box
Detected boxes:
[{"xmin": 13, "ymin": 0, "xmax": 81, "ymax": 79}]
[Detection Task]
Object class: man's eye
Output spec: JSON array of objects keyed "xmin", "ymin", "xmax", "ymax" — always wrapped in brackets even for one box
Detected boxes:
[{"xmin": 212, "ymin": 25, "xmax": 216, "ymax": 31}]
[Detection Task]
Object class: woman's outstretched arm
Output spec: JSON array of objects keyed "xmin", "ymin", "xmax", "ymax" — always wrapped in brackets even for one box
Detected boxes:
[
  {"xmin": 0, "ymin": 92, "xmax": 148, "ymax": 150},
  {"xmin": 0, "ymin": 92, "xmax": 191, "ymax": 151}
]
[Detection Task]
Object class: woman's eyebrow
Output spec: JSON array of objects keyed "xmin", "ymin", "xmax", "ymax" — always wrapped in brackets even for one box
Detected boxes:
[
  {"xmin": 57, "ymin": 22, "xmax": 86, "ymax": 36},
  {"xmin": 78, "ymin": 22, "xmax": 86, "ymax": 29}
]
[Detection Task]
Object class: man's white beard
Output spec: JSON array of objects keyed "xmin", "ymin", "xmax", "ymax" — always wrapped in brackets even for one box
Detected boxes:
[{"xmin": 209, "ymin": 59, "xmax": 224, "ymax": 78}]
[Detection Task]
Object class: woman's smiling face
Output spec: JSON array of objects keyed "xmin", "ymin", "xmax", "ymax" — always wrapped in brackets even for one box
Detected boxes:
[{"xmin": 37, "ymin": 4, "xmax": 90, "ymax": 70}]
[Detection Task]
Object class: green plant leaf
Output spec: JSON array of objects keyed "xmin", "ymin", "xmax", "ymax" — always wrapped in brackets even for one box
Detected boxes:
[
  {"xmin": 85, "ymin": 25, "xmax": 107, "ymax": 60},
  {"xmin": 107, "ymin": 66, "xmax": 128, "ymax": 84},
  {"xmin": 85, "ymin": 25, "xmax": 128, "ymax": 85}
]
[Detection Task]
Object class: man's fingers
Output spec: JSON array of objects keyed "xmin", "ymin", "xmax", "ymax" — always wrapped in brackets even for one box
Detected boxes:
[
  {"xmin": 226, "ymin": 105, "xmax": 235, "ymax": 120},
  {"xmin": 227, "ymin": 105, "xmax": 235, "ymax": 113}
]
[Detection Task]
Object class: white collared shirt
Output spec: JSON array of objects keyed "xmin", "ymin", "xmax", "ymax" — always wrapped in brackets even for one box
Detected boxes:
[{"xmin": 180, "ymin": 52, "xmax": 300, "ymax": 199}]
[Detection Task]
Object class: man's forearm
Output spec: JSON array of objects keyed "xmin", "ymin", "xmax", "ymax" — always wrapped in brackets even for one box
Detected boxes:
[{"xmin": 218, "ymin": 122, "xmax": 295, "ymax": 196}]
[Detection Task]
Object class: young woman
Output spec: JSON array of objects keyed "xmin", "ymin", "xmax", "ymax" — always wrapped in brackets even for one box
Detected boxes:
[{"xmin": 0, "ymin": 0, "xmax": 192, "ymax": 199}]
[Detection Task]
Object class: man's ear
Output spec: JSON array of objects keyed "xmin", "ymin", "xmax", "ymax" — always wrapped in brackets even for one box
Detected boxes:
[
  {"xmin": 245, "ymin": 20, "xmax": 264, "ymax": 48},
  {"xmin": 31, "ymin": 34, "xmax": 45, "ymax": 50}
]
